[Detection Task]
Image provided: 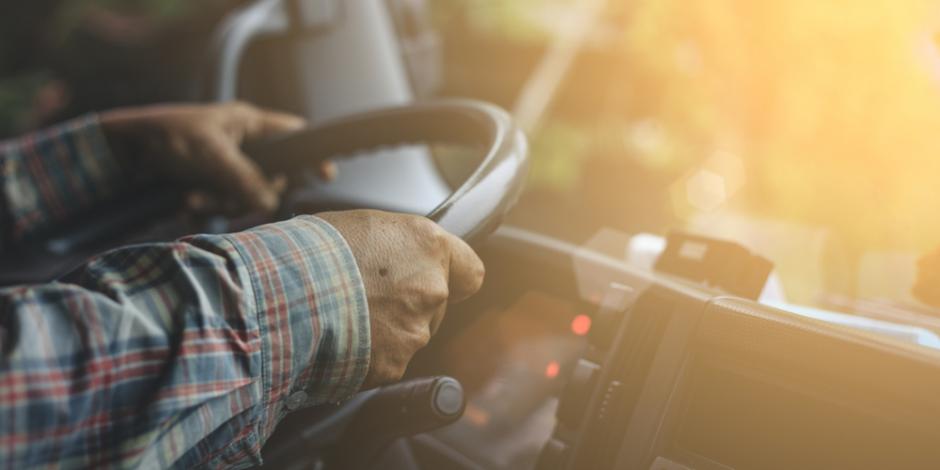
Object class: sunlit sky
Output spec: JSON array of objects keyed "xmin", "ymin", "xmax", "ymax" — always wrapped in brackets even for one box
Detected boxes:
[{"xmin": 623, "ymin": 0, "xmax": 940, "ymax": 251}]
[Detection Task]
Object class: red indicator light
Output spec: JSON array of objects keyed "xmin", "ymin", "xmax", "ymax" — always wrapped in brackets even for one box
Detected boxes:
[
  {"xmin": 464, "ymin": 404, "xmax": 490, "ymax": 427},
  {"xmin": 545, "ymin": 361, "xmax": 560, "ymax": 379},
  {"xmin": 571, "ymin": 314, "xmax": 592, "ymax": 336}
]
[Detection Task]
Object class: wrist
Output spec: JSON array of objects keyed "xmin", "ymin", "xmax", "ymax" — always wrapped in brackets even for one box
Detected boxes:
[{"xmin": 98, "ymin": 109, "xmax": 153, "ymax": 171}]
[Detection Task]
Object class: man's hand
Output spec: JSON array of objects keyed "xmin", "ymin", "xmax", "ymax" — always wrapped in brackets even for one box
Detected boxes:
[
  {"xmin": 317, "ymin": 210, "xmax": 485, "ymax": 389},
  {"xmin": 100, "ymin": 102, "xmax": 334, "ymax": 213},
  {"xmin": 914, "ymin": 247, "xmax": 940, "ymax": 308}
]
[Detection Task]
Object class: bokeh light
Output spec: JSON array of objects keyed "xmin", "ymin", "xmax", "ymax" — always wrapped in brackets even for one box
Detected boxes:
[
  {"xmin": 545, "ymin": 361, "xmax": 561, "ymax": 379},
  {"xmin": 570, "ymin": 314, "xmax": 592, "ymax": 336}
]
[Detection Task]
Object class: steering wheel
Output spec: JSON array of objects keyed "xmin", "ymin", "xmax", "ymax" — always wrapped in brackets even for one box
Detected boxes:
[{"xmin": 254, "ymin": 98, "xmax": 528, "ymax": 243}]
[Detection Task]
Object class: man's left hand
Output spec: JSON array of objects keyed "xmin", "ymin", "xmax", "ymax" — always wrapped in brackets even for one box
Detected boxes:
[{"xmin": 100, "ymin": 102, "xmax": 332, "ymax": 213}]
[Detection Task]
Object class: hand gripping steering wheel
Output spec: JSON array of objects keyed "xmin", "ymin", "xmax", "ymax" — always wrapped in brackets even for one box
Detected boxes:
[
  {"xmin": 251, "ymin": 100, "xmax": 528, "ymax": 467},
  {"xmin": 252, "ymin": 98, "xmax": 529, "ymax": 243}
]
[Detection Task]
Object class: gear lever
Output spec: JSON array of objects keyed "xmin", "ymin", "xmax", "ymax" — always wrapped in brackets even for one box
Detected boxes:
[{"xmin": 261, "ymin": 376, "xmax": 465, "ymax": 469}]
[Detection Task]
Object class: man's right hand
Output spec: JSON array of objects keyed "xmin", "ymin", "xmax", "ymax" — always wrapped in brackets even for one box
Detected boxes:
[{"xmin": 317, "ymin": 210, "xmax": 485, "ymax": 390}]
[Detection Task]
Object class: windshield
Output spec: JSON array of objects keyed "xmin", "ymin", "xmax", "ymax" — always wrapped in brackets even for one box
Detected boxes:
[
  {"xmin": 3, "ymin": 0, "xmax": 938, "ymax": 313},
  {"xmin": 430, "ymin": 0, "xmax": 940, "ymax": 313}
]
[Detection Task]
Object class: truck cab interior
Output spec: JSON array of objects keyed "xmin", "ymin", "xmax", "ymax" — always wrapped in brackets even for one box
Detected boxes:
[{"xmin": 4, "ymin": 1, "xmax": 940, "ymax": 469}]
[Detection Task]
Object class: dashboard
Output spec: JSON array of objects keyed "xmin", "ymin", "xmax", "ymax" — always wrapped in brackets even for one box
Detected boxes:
[
  {"xmin": 408, "ymin": 227, "xmax": 940, "ymax": 470},
  {"xmin": 255, "ymin": 225, "xmax": 940, "ymax": 470}
]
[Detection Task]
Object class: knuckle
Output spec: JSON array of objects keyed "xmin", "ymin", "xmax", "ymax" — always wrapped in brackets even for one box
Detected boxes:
[
  {"xmin": 428, "ymin": 271, "xmax": 450, "ymax": 295},
  {"xmin": 394, "ymin": 275, "xmax": 449, "ymax": 317},
  {"xmin": 196, "ymin": 119, "xmax": 221, "ymax": 135},
  {"xmin": 413, "ymin": 326, "xmax": 432, "ymax": 348},
  {"xmin": 470, "ymin": 263, "xmax": 486, "ymax": 289},
  {"xmin": 225, "ymin": 101, "xmax": 258, "ymax": 124},
  {"xmin": 227, "ymin": 100, "xmax": 252, "ymax": 112},
  {"xmin": 403, "ymin": 216, "xmax": 447, "ymax": 251},
  {"xmin": 425, "ymin": 281, "xmax": 450, "ymax": 308},
  {"xmin": 399, "ymin": 279, "xmax": 448, "ymax": 312},
  {"xmin": 407, "ymin": 215, "xmax": 438, "ymax": 235}
]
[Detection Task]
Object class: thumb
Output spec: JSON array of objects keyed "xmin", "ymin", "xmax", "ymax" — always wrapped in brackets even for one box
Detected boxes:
[{"xmin": 444, "ymin": 232, "xmax": 486, "ymax": 304}]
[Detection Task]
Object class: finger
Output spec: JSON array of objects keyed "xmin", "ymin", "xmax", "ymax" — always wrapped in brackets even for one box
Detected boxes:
[
  {"xmin": 271, "ymin": 174, "xmax": 288, "ymax": 194},
  {"xmin": 185, "ymin": 190, "xmax": 222, "ymax": 214},
  {"xmin": 233, "ymin": 103, "xmax": 306, "ymax": 140},
  {"xmin": 443, "ymin": 232, "xmax": 485, "ymax": 304},
  {"xmin": 205, "ymin": 136, "xmax": 280, "ymax": 212},
  {"xmin": 318, "ymin": 161, "xmax": 338, "ymax": 181}
]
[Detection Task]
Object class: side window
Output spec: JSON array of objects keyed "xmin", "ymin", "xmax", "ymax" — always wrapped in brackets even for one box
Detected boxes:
[{"xmin": 0, "ymin": 0, "xmax": 238, "ymax": 138}]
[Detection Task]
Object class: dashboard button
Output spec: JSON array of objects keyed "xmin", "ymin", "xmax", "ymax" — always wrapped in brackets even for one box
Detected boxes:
[
  {"xmin": 596, "ymin": 380, "xmax": 622, "ymax": 425},
  {"xmin": 557, "ymin": 359, "xmax": 601, "ymax": 428}
]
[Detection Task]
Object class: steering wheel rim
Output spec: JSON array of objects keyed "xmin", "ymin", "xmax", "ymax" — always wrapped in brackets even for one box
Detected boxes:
[{"xmin": 251, "ymin": 99, "xmax": 529, "ymax": 243}]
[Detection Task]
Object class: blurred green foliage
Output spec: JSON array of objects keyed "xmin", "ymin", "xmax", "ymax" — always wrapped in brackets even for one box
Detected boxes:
[
  {"xmin": 0, "ymin": 0, "xmax": 213, "ymax": 138},
  {"xmin": 438, "ymin": 0, "xmax": 940, "ymax": 253}
]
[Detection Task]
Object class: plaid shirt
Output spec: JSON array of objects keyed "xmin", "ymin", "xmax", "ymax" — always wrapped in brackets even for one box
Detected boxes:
[{"xmin": 0, "ymin": 117, "xmax": 371, "ymax": 468}]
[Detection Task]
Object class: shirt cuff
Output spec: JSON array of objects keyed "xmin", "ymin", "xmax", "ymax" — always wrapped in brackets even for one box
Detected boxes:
[
  {"xmin": 213, "ymin": 215, "xmax": 371, "ymax": 436},
  {"xmin": 1, "ymin": 114, "xmax": 125, "ymax": 241}
]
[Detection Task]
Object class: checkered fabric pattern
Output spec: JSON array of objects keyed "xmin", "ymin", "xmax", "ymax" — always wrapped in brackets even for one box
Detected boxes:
[
  {"xmin": 0, "ymin": 117, "xmax": 371, "ymax": 469},
  {"xmin": 0, "ymin": 115, "xmax": 125, "ymax": 243}
]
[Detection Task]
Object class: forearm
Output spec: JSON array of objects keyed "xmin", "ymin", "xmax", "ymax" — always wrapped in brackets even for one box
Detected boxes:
[
  {"xmin": 0, "ymin": 216, "xmax": 370, "ymax": 469},
  {"xmin": 0, "ymin": 115, "xmax": 128, "ymax": 246},
  {"xmin": 0, "ymin": 102, "xmax": 310, "ymax": 248}
]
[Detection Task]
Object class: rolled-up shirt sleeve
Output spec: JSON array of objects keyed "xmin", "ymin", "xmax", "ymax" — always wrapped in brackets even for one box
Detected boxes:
[
  {"xmin": 0, "ymin": 215, "xmax": 370, "ymax": 469},
  {"xmin": 0, "ymin": 115, "xmax": 127, "ymax": 244}
]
